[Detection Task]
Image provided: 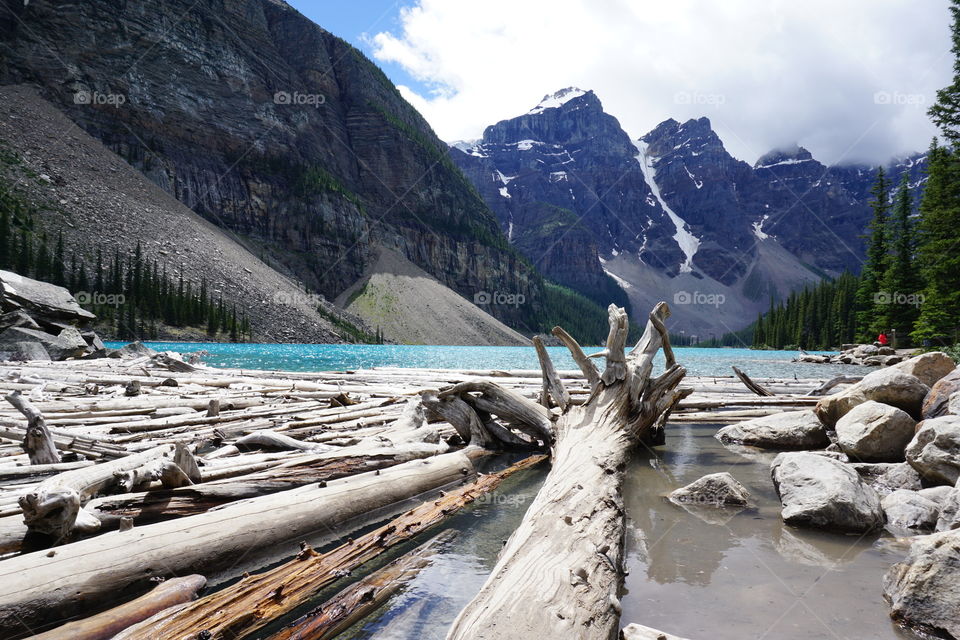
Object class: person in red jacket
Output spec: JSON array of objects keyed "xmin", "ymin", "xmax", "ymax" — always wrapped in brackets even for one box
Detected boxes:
[{"xmin": 878, "ymin": 332, "xmax": 889, "ymax": 346}]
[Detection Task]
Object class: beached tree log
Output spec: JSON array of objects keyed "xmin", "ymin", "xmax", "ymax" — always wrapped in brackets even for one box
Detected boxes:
[
  {"xmin": 269, "ymin": 530, "xmax": 456, "ymax": 640},
  {"xmin": 18, "ymin": 444, "xmax": 180, "ymax": 539},
  {"xmin": 0, "ymin": 452, "xmax": 477, "ymax": 636},
  {"xmin": 808, "ymin": 375, "xmax": 863, "ymax": 396},
  {"xmin": 732, "ymin": 366, "xmax": 775, "ymax": 397},
  {"xmin": 111, "ymin": 454, "xmax": 546, "ymax": 640},
  {"xmin": 28, "ymin": 575, "xmax": 206, "ymax": 640},
  {"xmin": 534, "ymin": 336, "xmax": 570, "ymax": 410},
  {"xmin": 552, "ymin": 326, "xmax": 601, "ymax": 391},
  {"xmin": 447, "ymin": 302, "xmax": 687, "ymax": 640},
  {"xmin": 5, "ymin": 391, "xmax": 59, "ymax": 465}
]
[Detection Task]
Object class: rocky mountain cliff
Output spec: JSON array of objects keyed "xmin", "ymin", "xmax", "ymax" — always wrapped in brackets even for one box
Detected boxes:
[
  {"xmin": 452, "ymin": 88, "xmax": 928, "ymax": 337},
  {"xmin": 0, "ymin": 0, "xmax": 549, "ymax": 333}
]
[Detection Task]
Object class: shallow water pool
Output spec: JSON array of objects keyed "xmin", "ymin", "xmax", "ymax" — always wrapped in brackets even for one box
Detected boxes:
[{"xmin": 291, "ymin": 425, "xmax": 922, "ymax": 640}]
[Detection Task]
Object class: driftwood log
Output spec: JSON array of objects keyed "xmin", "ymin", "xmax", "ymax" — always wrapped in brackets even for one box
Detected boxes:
[
  {"xmin": 446, "ymin": 303, "xmax": 688, "ymax": 640},
  {"xmin": 5, "ymin": 391, "xmax": 59, "ymax": 465},
  {"xmin": 809, "ymin": 375, "xmax": 864, "ymax": 396},
  {"xmin": 0, "ymin": 451, "xmax": 475, "ymax": 635},
  {"xmin": 28, "ymin": 575, "xmax": 206, "ymax": 640},
  {"xmin": 268, "ymin": 530, "xmax": 456, "ymax": 640},
  {"xmin": 732, "ymin": 365, "xmax": 775, "ymax": 397},
  {"xmin": 112, "ymin": 454, "xmax": 545, "ymax": 640},
  {"xmin": 18, "ymin": 444, "xmax": 183, "ymax": 539}
]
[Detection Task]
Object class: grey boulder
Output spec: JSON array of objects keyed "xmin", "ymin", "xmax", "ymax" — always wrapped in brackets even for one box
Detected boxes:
[
  {"xmin": 895, "ymin": 351, "xmax": 956, "ymax": 388},
  {"xmin": 906, "ymin": 415, "xmax": 960, "ymax": 486},
  {"xmin": 851, "ymin": 462, "xmax": 923, "ymax": 496},
  {"xmin": 0, "ymin": 269, "xmax": 94, "ymax": 323},
  {"xmin": 881, "ymin": 489, "xmax": 939, "ymax": 532},
  {"xmin": 669, "ymin": 472, "xmax": 752, "ymax": 507},
  {"xmin": 716, "ymin": 410, "xmax": 829, "ymax": 450},
  {"xmin": 816, "ymin": 368, "xmax": 929, "ymax": 428},
  {"xmin": 935, "ymin": 483, "xmax": 960, "ymax": 533},
  {"xmin": 0, "ymin": 326, "xmax": 87, "ymax": 360},
  {"xmin": 884, "ymin": 529, "xmax": 960, "ymax": 639},
  {"xmin": 835, "ymin": 401, "xmax": 916, "ymax": 462},
  {"xmin": 922, "ymin": 368, "xmax": 960, "ymax": 419},
  {"xmin": 771, "ymin": 452, "xmax": 885, "ymax": 533}
]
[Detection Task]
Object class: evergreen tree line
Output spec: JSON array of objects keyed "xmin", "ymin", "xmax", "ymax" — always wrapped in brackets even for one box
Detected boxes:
[
  {"xmin": 751, "ymin": 151, "xmax": 957, "ymax": 350},
  {"xmin": 0, "ymin": 206, "xmax": 251, "ymax": 341}
]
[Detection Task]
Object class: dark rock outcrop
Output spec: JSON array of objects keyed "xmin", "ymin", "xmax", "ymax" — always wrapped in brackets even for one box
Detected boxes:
[{"xmin": 0, "ymin": 0, "xmax": 543, "ymax": 330}]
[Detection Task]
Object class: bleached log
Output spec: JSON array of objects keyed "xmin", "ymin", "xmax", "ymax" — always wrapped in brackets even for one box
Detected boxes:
[
  {"xmin": 85, "ymin": 449, "xmax": 439, "ymax": 529},
  {"xmin": 732, "ymin": 366, "xmax": 775, "ymax": 397},
  {"xmin": 808, "ymin": 375, "xmax": 863, "ymax": 396},
  {"xmin": 112, "ymin": 454, "xmax": 545, "ymax": 640},
  {"xmin": 420, "ymin": 390, "xmax": 495, "ymax": 447},
  {"xmin": 439, "ymin": 381, "xmax": 554, "ymax": 443},
  {"xmin": 269, "ymin": 530, "xmax": 455, "ymax": 640},
  {"xmin": 18, "ymin": 444, "xmax": 176, "ymax": 538},
  {"xmin": 5, "ymin": 391, "xmax": 59, "ymax": 465},
  {"xmin": 621, "ymin": 622, "xmax": 691, "ymax": 640},
  {"xmin": 0, "ymin": 451, "xmax": 476, "ymax": 635},
  {"xmin": 28, "ymin": 575, "xmax": 206, "ymax": 640},
  {"xmin": 552, "ymin": 326, "xmax": 600, "ymax": 391},
  {"xmin": 233, "ymin": 430, "xmax": 336, "ymax": 453},
  {"xmin": 447, "ymin": 303, "xmax": 687, "ymax": 640},
  {"xmin": 0, "ymin": 460, "xmax": 94, "ymax": 480},
  {"xmin": 533, "ymin": 336, "xmax": 570, "ymax": 410}
]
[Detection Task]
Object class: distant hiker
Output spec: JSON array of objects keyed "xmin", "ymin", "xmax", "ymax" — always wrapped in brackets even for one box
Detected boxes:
[{"xmin": 877, "ymin": 332, "xmax": 889, "ymax": 346}]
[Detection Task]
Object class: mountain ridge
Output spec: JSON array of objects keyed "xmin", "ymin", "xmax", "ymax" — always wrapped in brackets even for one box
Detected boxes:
[{"xmin": 451, "ymin": 88, "xmax": 928, "ymax": 336}]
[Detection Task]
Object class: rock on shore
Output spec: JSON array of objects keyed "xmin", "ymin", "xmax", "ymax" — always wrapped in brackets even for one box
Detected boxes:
[
  {"xmin": 771, "ymin": 452, "xmax": 885, "ymax": 532},
  {"xmin": 883, "ymin": 529, "xmax": 960, "ymax": 638},
  {"xmin": 815, "ymin": 368, "xmax": 929, "ymax": 428},
  {"xmin": 905, "ymin": 416, "xmax": 960, "ymax": 486},
  {"xmin": 835, "ymin": 401, "xmax": 916, "ymax": 462},
  {"xmin": 669, "ymin": 472, "xmax": 752, "ymax": 507},
  {"xmin": 715, "ymin": 410, "xmax": 829, "ymax": 450}
]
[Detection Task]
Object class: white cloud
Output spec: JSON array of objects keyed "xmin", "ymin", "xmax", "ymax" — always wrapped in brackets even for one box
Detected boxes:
[{"xmin": 370, "ymin": 0, "xmax": 952, "ymax": 165}]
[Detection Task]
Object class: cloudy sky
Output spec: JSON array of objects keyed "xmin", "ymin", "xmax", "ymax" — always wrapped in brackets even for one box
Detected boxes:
[{"xmin": 295, "ymin": 0, "xmax": 953, "ymax": 165}]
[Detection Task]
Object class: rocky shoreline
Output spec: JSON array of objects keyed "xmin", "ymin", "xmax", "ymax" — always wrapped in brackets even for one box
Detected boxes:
[
  {"xmin": 797, "ymin": 342, "xmax": 915, "ymax": 367},
  {"xmin": 676, "ymin": 351, "xmax": 960, "ymax": 638}
]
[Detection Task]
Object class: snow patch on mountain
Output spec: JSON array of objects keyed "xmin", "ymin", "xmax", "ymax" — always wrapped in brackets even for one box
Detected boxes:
[
  {"xmin": 756, "ymin": 157, "xmax": 813, "ymax": 169},
  {"xmin": 634, "ymin": 140, "xmax": 701, "ymax": 274},
  {"xmin": 603, "ymin": 268, "xmax": 632, "ymax": 289},
  {"xmin": 683, "ymin": 164, "xmax": 703, "ymax": 189},
  {"xmin": 528, "ymin": 87, "xmax": 586, "ymax": 115},
  {"xmin": 752, "ymin": 214, "xmax": 770, "ymax": 240}
]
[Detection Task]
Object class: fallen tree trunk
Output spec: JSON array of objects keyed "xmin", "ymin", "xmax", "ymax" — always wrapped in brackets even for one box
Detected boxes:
[
  {"xmin": 732, "ymin": 365, "xmax": 775, "ymax": 397},
  {"xmin": 447, "ymin": 303, "xmax": 687, "ymax": 640},
  {"xmin": 5, "ymin": 391, "xmax": 59, "ymax": 465},
  {"xmin": 27, "ymin": 575, "xmax": 206, "ymax": 640},
  {"xmin": 112, "ymin": 454, "xmax": 546, "ymax": 640},
  {"xmin": 268, "ymin": 530, "xmax": 456, "ymax": 640},
  {"xmin": 808, "ymin": 375, "xmax": 863, "ymax": 396},
  {"xmin": 18, "ymin": 444, "xmax": 179, "ymax": 539},
  {"xmin": 84, "ymin": 450, "xmax": 430, "ymax": 529},
  {"xmin": 0, "ymin": 451, "xmax": 475, "ymax": 636}
]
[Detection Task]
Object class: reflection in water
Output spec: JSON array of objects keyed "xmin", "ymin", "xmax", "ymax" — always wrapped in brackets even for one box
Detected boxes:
[
  {"xmin": 331, "ymin": 426, "xmax": 920, "ymax": 640},
  {"xmin": 622, "ymin": 423, "xmax": 917, "ymax": 640}
]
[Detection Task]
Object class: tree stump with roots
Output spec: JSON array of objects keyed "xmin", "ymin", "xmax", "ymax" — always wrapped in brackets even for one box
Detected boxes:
[{"xmin": 442, "ymin": 302, "xmax": 690, "ymax": 640}]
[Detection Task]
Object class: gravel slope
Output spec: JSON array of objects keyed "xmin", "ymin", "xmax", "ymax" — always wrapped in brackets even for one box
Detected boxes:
[
  {"xmin": 336, "ymin": 247, "xmax": 529, "ymax": 346},
  {"xmin": 0, "ymin": 85, "xmax": 352, "ymax": 343}
]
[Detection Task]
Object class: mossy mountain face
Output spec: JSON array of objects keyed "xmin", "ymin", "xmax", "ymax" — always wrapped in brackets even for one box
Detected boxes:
[{"xmin": 0, "ymin": 0, "xmax": 541, "ymax": 328}]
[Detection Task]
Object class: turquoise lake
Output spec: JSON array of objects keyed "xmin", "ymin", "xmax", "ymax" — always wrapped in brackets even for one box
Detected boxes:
[{"xmin": 106, "ymin": 342, "xmax": 863, "ymax": 379}]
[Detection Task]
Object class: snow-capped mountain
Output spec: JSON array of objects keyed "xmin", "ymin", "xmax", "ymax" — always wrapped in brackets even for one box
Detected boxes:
[{"xmin": 450, "ymin": 88, "xmax": 927, "ymax": 336}]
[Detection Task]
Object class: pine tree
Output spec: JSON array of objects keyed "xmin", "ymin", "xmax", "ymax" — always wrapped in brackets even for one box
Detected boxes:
[
  {"xmin": 929, "ymin": 0, "xmax": 960, "ymax": 145},
  {"xmin": 877, "ymin": 174, "xmax": 922, "ymax": 345},
  {"xmin": 855, "ymin": 167, "xmax": 891, "ymax": 339},
  {"xmin": 912, "ymin": 139, "xmax": 960, "ymax": 344}
]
